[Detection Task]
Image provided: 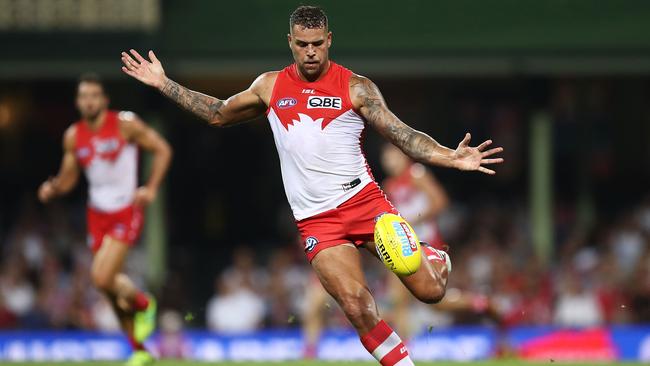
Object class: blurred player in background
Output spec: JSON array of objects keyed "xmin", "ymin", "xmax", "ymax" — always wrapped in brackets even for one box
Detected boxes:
[
  {"xmin": 120, "ymin": 6, "xmax": 502, "ymax": 365},
  {"xmin": 381, "ymin": 144, "xmax": 500, "ymax": 338},
  {"xmin": 37, "ymin": 74, "xmax": 172, "ymax": 366}
]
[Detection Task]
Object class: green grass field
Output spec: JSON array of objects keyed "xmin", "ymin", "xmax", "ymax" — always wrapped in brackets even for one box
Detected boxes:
[{"xmin": 1, "ymin": 362, "xmax": 646, "ymax": 366}]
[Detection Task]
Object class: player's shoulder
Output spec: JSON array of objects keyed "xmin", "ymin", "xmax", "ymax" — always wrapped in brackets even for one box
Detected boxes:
[
  {"xmin": 117, "ymin": 110, "xmax": 146, "ymax": 131},
  {"xmin": 117, "ymin": 110, "xmax": 140, "ymax": 123},
  {"xmin": 349, "ymin": 72, "xmax": 372, "ymax": 86},
  {"xmin": 252, "ymin": 71, "xmax": 280, "ymax": 89},
  {"xmin": 348, "ymin": 73, "xmax": 378, "ymax": 95},
  {"xmin": 63, "ymin": 124, "xmax": 78, "ymax": 149},
  {"xmin": 250, "ymin": 71, "xmax": 281, "ymax": 102},
  {"xmin": 348, "ymin": 73, "xmax": 381, "ymax": 109},
  {"xmin": 409, "ymin": 163, "xmax": 428, "ymax": 179},
  {"xmin": 115, "ymin": 110, "xmax": 148, "ymax": 140}
]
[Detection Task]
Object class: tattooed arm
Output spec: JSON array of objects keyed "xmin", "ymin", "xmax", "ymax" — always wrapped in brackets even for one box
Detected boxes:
[
  {"xmin": 350, "ymin": 75, "xmax": 503, "ymax": 174},
  {"xmin": 121, "ymin": 49, "xmax": 273, "ymax": 127}
]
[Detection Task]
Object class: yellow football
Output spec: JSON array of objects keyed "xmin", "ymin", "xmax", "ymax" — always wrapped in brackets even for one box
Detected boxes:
[{"xmin": 374, "ymin": 213, "xmax": 422, "ymax": 276}]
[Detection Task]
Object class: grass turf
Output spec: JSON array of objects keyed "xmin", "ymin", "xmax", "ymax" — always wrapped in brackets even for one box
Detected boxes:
[{"xmin": 1, "ymin": 362, "xmax": 645, "ymax": 366}]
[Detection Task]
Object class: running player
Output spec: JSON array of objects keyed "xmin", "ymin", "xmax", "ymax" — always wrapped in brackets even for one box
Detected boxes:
[
  {"xmin": 38, "ymin": 74, "xmax": 172, "ymax": 366},
  {"xmin": 120, "ymin": 6, "xmax": 503, "ymax": 365}
]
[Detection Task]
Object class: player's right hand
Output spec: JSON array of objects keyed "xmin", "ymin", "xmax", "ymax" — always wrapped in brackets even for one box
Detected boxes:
[
  {"xmin": 38, "ymin": 180, "xmax": 55, "ymax": 203},
  {"xmin": 121, "ymin": 49, "xmax": 167, "ymax": 90}
]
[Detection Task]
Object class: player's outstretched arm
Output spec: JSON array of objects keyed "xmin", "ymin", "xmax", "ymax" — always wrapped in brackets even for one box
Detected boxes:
[
  {"xmin": 38, "ymin": 126, "xmax": 80, "ymax": 203},
  {"xmin": 350, "ymin": 75, "xmax": 504, "ymax": 175},
  {"xmin": 121, "ymin": 49, "xmax": 270, "ymax": 127},
  {"xmin": 119, "ymin": 112, "xmax": 172, "ymax": 206}
]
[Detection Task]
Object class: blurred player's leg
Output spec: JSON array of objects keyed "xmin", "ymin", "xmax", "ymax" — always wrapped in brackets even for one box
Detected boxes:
[
  {"xmin": 91, "ymin": 236, "xmax": 155, "ymax": 365},
  {"xmin": 312, "ymin": 244, "xmax": 415, "ymax": 366},
  {"xmin": 302, "ymin": 273, "xmax": 328, "ymax": 358}
]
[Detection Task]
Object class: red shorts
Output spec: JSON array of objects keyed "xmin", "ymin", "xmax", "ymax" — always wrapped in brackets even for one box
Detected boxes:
[
  {"xmin": 297, "ymin": 183, "xmax": 398, "ymax": 262},
  {"xmin": 87, "ymin": 205, "xmax": 143, "ymax": 253}
]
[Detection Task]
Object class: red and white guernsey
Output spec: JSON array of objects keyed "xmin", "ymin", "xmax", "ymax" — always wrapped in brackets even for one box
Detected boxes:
[
  {"xmin": 267, "ymin": 62, "xmax": 374, "ymax": 220},
  {"xmin": 74, "ymin": 110, "xmax": 138, "ymax": 213}
]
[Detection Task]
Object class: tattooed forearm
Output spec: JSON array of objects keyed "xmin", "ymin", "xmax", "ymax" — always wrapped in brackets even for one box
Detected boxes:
[
  {"xmin": 352, "ymin": 76, "xmax": 456, "ymax": 167},
  {"xmin": 161, "ymin": 79, "xmax": 225, "ymax": 124}
]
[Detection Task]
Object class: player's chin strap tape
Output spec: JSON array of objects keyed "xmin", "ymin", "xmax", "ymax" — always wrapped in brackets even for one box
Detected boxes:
[{"xmin": 341, "ymin": 177, "xmax": 361, "ymax": 192}]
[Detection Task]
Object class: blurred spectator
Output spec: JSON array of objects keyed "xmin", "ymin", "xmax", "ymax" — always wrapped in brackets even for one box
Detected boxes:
[
  {"xmin": 266, "ymin": 245, "xmax": 308, "ymax": 327},
  {"xmin": 156, "ymin": 309, "xmax": 191, "ymax": 359},
  {"xmin": 554, "ymin": 271, "xmax": 604, "ymax": 327},
  {"xmin": 0, "ymin": 255, "xmax": 36, "ymax": 321},
  {"xmin": 206, "ymin": 276, "xmax": 265, "ymax": 333},
  {"xmin": 221, "ymin": 246, "xmax": 267, "ymax": 293},
  {"xmin": 627, "ymin": 248, "xmax": 650, "ymax": 323}
]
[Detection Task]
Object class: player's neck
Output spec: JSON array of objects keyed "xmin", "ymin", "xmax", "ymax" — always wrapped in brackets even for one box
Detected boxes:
[
  {"xmin": 297, "ymin": 60, "xmax": 331, "ymax": 82},
  {"xmin": 85, "ymin": 110, "xmax": 107, "ymax": 131}
]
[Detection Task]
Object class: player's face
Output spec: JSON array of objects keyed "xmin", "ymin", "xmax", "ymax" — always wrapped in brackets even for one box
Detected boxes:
[
  {"xmin": 381, "ymin": 144, "xmax": 410, "ymax": 177},
  {"xmin": 76, "ymin": 82, "xmax": 108, "ymax": 121},
  {"xmin": 288, "ymin": 26, "xmax": 331, "ymax": 80}
]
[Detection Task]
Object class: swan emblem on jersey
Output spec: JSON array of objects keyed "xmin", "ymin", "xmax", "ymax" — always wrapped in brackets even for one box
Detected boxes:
[
  {"xmin": 284, "ymin": 113, "xmax": 335, "ymax": 131},
  {"xmin": 84, "ymin": 137, "xmax": 122, "ymax": 162}
]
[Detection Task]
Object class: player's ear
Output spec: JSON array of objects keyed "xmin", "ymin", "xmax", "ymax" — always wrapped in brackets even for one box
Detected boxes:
[
  {"xmin": 287, "ymin": 33, "xmax": 292, "ymax": 49},
  {"xmin": 327, "ymin": 31, "xmax": 332, "ymax": 48}
]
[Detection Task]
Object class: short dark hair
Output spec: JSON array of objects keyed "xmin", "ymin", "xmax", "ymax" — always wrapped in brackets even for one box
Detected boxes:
[
  {"xmin": 289, "ymin": 5, "xmax": 327, "ymax": 31},
  {"xmin": 78, "ymin": 72, "xmax": 105, "ymax": 93}
]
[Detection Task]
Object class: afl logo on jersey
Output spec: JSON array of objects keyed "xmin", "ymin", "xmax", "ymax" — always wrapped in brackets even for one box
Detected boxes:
[
  {"xmin": 77, "ymin": 147, "xmax": 91, "ymax": 159},
  {"xmin": 305, "ymin": 236, "xmax": 319, "ymax": 252},
  {"xmin": 307, "ymin": 96, "xmax": 342, "ymax": 110},
  {"xmin": 277, "ymin": 97, "xmax": 297, "ymax": 109}
]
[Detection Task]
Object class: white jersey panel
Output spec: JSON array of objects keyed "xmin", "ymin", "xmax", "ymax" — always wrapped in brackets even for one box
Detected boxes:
[
  {"xmin": 86, "ymin": 143, "xmax": 138, "ymax": 212},
  {"xmin": 268, "ymin": 108, "xmax": 373, "ymax": 220}
]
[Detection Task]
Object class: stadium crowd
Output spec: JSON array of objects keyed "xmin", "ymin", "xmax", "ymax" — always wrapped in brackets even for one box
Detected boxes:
[{"xmin": 1, "ymin": 192, "xmax": 648, "ymax": 334}]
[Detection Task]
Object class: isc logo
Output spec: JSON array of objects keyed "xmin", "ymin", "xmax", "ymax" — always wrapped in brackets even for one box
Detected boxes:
[{"xmin": 307, "ymin": 96, "xmax": 342, "ymax": 110}]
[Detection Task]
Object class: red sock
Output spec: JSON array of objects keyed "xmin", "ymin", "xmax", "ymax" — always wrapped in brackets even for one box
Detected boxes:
[
  {"xmin": 128, "ymin": 335, "xmax": 145, "ymax": 351},
  {"xmin": 360, "ymin": 320, "xmax": 414, "ymax": 366},
  {"xmin": 133, "ymin": 292, "xmax": 149, "ymax": 311}
]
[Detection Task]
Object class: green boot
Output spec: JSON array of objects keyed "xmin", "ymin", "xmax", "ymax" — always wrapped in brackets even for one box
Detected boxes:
[{"xmin": 134, "ymin": 295, "xmax": 157, "ymax": 343}]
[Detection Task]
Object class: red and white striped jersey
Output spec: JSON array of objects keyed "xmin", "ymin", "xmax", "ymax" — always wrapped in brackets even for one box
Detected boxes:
[
  {"xmin": 266, "ymin": 62, "xmax": 375, "ymax": 220},
  {"xmin": 73, "ymin": 110, "xmax": 138, "ymax": 212}
]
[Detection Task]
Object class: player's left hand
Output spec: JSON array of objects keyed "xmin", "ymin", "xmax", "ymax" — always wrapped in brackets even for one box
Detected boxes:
[
  {"xmin": 133, "ymin": 186, "xmax": 157, "ymax": 206},
  {"xmin": 452, "ymin": 133, "xmax": 504, "ymax": 175}
]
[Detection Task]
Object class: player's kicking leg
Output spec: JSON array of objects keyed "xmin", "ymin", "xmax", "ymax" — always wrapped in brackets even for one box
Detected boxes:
[
  {"xmin": 363, "ymin": 241, "xmax": 450, "ymax": 305},
  {"xmin": 311, "ymin": 244, "xmax": 415, "ymax": 366},
  {"xmin": 91, "ymin": 236, "xmax": 156, "ymax": 366}
]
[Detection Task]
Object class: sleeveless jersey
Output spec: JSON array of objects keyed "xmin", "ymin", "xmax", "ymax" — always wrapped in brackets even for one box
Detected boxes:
[
  {"xmin": 73, "ymin": 110, "xmax": 138, "ymax": 212},
  {"xmin": 267, "ymin": 62, "xmax": 375, "ymax": 220},
  {"xmin": 383, "ymin": 164, "xmax": 444, "ymax": 246}
]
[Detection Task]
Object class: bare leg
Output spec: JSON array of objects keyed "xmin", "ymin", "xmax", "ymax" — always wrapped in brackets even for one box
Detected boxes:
[
  {"xmin": 302, "ymin": 274, "xmax": 328, "ymax": 358},
  {"xmin": 91, "ymin": 237, "xmax": 145, "ymax": 346},
  {"xmin": 311, "ymin": 244, "xmax": 380, "ymax": 334},
  {"xmin": 311, "ymin": 244, "xmax": 415, "ymax": 365},
  {"xmin": 363, "ymin": 241, "xmax": 448, "ymax": 304}
]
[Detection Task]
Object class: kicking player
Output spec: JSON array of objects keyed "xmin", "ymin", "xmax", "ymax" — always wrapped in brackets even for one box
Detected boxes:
[
  {"xmin": 38, "ymin": 74, "xmax": 172, "ymax": 366},
  {"xmin": 120, "ymin": 6, "xmax": 502, "ymax": 365}
]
